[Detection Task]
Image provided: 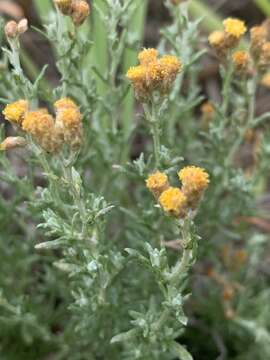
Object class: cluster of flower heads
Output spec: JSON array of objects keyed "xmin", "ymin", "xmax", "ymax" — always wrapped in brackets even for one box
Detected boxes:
[
  {"xmin": 54, "ymin": 0, "xmax": 90, "ymax": 26},
  {"xmin": 2, "ymin": 98, "xmax": 83, "ymax": 153},
  {"xmin": 209, "ymin": 17, "xmax": 270, "ymax": 77},
  {"xmin": 146, "ymin": 166, "xmax": 209, "ymax": 219},
  {"xmin": 4, "ymin": 18, "xmax": 28, "ymax": 39},
  {"xmin": 208, "ymin": 18, "xmax": 247, "ymax": 58},
  {"xmin": 126, "ymin": 48, "xmax": 182, "ymax": 102}
]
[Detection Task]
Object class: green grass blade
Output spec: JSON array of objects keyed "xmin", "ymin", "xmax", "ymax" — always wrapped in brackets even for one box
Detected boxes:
[
  {"xmin": 122, "ymin": 0, "xmax": 148, "ymax": 146},
  {"xmin": 189, "ymin": 0, "xmax": 223, "ymax": 32},
  {"xmin": 254, "ymin": 0, "xmax": 270, "ymax": 16}
]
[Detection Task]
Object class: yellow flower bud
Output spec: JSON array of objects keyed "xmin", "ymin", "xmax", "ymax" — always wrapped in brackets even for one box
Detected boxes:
[
  {"xmin": 71, "ymin": 0, "xmax": 90, "ymax": 26},
  {"xmin": 232, "ymin": 51, "xmax": 250, "ymax": 73},
  {"xmin": 146, "ymin": 171, "xmax": 169, "ymax": 199},
  {"xmin": 22, "ymin": 110, "xmax": 61, "ymax": 153},
  {"xmin": 159, "ymin": 187, "xmax": 187, "ymax": 218},
  {"xmin": 54, "ymin": 98, "xmax": 83, "ymax": 150},
  {"xmin": 178, "ymin": 166, "xmax": 209, "ymax": 209},
  {"xmin": 208, "ymin": 31, "xmax": 227, "ymax": 57},
  {"xmin": 2, "ymin": 100, "xmax": 29, "ymax": 125}
]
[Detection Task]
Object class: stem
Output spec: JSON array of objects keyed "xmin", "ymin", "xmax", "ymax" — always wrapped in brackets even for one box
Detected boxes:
[
  {"xmin": 226, "ymin": 74, "xmax": 258, "ymax": 166},
  {"xmin": 61, "ymin": 162, "xmax": 89, "ymax": 239},
  {"xmin": 143, "ymin": 102, "xmax": 161, "ymax": 169},
  {"xmin": 152, "ymin": 120, "xmax": 161, "ymax": 169},
  {"xmin": 222, "ymin": 61, "xmax": 234, "ymax": 115},
  {"xmin": 169, "ymin": 219, "xmax": 194, "ymax": 284}
]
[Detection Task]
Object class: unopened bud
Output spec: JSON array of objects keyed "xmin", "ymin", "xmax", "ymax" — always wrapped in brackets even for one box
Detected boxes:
[
  {"xmin": 17, "ymin": 18, "xmax": 28, "ymax": 35},
  {"xmin": 4, "ymin": 21, "xmax": 18, "ymax": 39},
  {"xmin": 0, "ymin": 136, "xmax": 27, "ymax": 151}
]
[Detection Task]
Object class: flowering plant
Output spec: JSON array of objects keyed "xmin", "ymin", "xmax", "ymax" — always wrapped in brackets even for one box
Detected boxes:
[{"xmin": 0, "ymin": 1, "xmax": 270, "ymax": 359}]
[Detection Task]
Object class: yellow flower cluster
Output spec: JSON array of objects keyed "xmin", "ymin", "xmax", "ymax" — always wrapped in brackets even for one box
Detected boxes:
[
  {"xmin": 209, "ymin": 18, "xmax": 270, "ymax": 77},
  {"xmin": 2, "ymin": 98, "xmax": 83, "ymax": 153},
  {"xmin": 146, "ymin": 171, "xmax": 169, "ymax": 199},
  {"xmin": 209, "ymin": 18, "xmax": 246, "ymax": 57},
  {"xmin": 146, "ymin": 166, "xmax": 209, "ymax": 218},
  {"xmin": 54, "ymin": 0, "xmax": 90, "ymax": 26},
  {"xmin": 127, "ymin": 48, "xmax": 182, "ymax": 102}
]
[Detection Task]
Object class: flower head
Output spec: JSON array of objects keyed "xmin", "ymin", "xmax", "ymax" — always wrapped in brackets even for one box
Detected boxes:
[
  {"xmin": 223, "ymin": 18, "xmax": 247, "ymax": 39},
  {"xmin": 54, "ymin": 97, "xmax": 78, "ymax": 111},
  {"xmin": 208, "ymin": 31, "xmax": 226, "ymax": 48},
  {"xmin": 138, "ymin": 48, "xmax": 158, "ymax": 66},
  {"xmin": 159, "ymin": 55, "xmax": 182, "ymax": 91},
  {"xmin": 2, "ymin": 100, "xmax": 29, "ymax": 125},
  {"xmin": 208, "ymin": 31, "xmax": 228, "ymax": 57},
  {"xmin": 54, "ymin": 98, "xmax": 83, "ymax": 150},
  {"xmin": 250, "ymin": 25, "xmax": 267, "ymax": 57},
  {"xmin": 126, "ymin": 50, "xmax": 182, "ymax": 102},
  {"xmin": 259, "ymin": 42, "xmax": 270, "ymax": 68},
  {"xmin": 126, "ymin": 65, "xmax": 147, "ymax": 101},
  {"xmin": 232, "ymin": 51, "xmax": 250, "ymax": 73},
  {"xmin": 146, "ymin": 171, "xmax": 169, "ymax": 198},
  {"xmin": 261, "ymin": 72, "xmax": 270, "ymax": 88},
  {"xmin": 159, "ymin": 187, "xmax": 187, "ymax": 218},
  {"xmin": 71, "ymin": 0, "xmax": 90, "ymax": 26},
  {"xmin": 201, "ymin": 101, "xmax": 214, "ymax": 115},
  {"xmin": 22, "ymin": 110, "xmax": 60, "ymax": 153},
  {"xmin": 4, "ymin": 21, "xmax": 18, "ymax": 39},
  {"xmin": 178, "ymin": 166, "xmax": 209, "ymax": 208}
]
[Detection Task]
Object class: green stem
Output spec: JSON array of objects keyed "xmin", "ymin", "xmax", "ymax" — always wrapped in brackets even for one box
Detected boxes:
[
  {"xmin": 169, "ymin": 219, "xmax": 193, "ymax": 284},
  {"xmin": 143, "ymin": 103, "xmax": 161, "ymax": 169},
  {"xmin": 226, "ymin": 74, "xmax": 258, "ymax": 166},
  {"xmin": 222, "ymin": 61, "xmax": 234, "ymax": 114}
]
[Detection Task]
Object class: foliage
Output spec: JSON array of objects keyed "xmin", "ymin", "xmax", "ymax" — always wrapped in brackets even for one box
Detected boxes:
[{"xmin": 0, "ymin": 1, "xmax": 270, "ymax": 359}]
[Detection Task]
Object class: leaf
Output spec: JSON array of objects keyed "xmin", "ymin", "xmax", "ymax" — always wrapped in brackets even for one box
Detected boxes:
[
  {"xmin": 71, "ymin": 167, "xmax": 82, "ymax": 194},
  {"xmin": 110, "ymin": 329, "xmax": 139, "ymax": 344},
  {"xmin": 35, "ymin": 238, "xmax": 67, "ymax": 250},
  {"xmin": 172, "ymin": 342, "xmax": 194, "ymax": 360}
]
